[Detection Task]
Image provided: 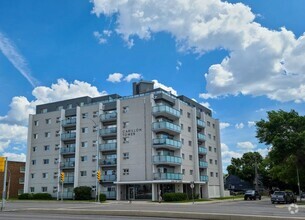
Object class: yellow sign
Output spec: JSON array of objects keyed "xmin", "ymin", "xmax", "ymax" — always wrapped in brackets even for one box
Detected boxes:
[{"xmin": 0, "ymin": 157, "xmax": 6, "ymax": 172}]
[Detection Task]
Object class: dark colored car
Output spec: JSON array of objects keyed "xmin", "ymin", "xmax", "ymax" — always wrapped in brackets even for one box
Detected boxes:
[
  {"xmin": 271, "ymin": 191, "xmax": 295, "ymax": 204},
  {"xmin": 244, "ymin": 190, "xmax": 261, "ymax": 200},
  {"xmin": 301, "ymin": 192, "xmax": 305, "ymax": 199}
]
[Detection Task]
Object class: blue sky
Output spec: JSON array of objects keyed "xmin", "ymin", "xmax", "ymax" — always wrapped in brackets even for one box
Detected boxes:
[{"xmin": 0, "ymin": 0, "xmax": 305, "ymax": 172}]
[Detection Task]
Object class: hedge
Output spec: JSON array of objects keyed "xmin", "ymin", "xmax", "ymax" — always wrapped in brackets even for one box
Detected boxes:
[
  {"xmin": 163, "ymin": 192, "xmax": 187, "ymax": 202},
  {"xmin": 99, "ymin": 193, "xmax": 107, "ymax": 202},
  {"xmin": 74, "ymin": 186, "xmax": 92, "ymax": 200},
  {"xmin": 18, "ymin": 193, "xmax": 34, "ymax": 200},
  {"xmin": 18, "ymin": 193, "xmax": 52, "ymax": 200}
]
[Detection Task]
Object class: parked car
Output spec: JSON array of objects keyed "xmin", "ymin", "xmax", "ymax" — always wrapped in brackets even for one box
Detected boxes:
[
  {"xmin": 244, "ymin": 190, "xmax": 261, "ymax": 200},
  {"xmin": 271, "ymin": 191, "xmax": 295, "ymax": 204},
  {"xmin": 301, "ymin": 192, "xmax": 305, "ymax": 199}
]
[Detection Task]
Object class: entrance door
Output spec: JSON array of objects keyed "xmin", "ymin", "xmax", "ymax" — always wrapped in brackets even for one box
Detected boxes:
[{"xmin": 128, "ymin": 187, "xmax": 135, "ymax": 200}]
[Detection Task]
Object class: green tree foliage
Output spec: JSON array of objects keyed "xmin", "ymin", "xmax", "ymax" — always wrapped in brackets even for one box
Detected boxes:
[
  {"xmin": 227, "ymin": 152, "xmax": 264, "ymax": 183},
  {"xmin": 256, "ymin": 109, "xmax": 305, "ymax": 187},
  {"xmin": 74, "ymin": 186, "xmax": 92, "ymax": 200}
]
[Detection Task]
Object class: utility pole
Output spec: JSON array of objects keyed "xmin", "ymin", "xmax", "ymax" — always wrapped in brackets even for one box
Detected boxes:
[
  {"xmin": 254, "ymin": 156, "xmax": 259, "ymax": 191},
  {"xmin": 296, "ymin": 165, "xmax": 301, "ymax": 201},
  {"xmin": 1, "ymin": 157, "xmax": 8, "ymax": 211}
]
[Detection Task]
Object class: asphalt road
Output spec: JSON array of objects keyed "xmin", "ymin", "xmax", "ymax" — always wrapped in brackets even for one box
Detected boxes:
[{"xmin": 2, "ymin": 198, "xmax": 305, "ymax": 219}]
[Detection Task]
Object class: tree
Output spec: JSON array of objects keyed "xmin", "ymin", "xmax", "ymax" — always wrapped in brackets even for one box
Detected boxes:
[
  {"xmin": 256, "ymin": 109, "xmax": 305, "ymax": 189},
  {"xmin": 227, "ymin": 152, "xmax": 264, "ymax": 184},
  {"xmin": 74, "ymin": 186, "xmax": 92, "ymax": 200}
]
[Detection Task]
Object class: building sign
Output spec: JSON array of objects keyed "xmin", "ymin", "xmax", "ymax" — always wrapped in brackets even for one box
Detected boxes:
[{"xmin": 122, "ymin": 128, "xmax": 142, "ymax": 137}]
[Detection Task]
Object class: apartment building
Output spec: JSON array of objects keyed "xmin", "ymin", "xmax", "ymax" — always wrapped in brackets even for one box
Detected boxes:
[{"xmin": 25, "ymin": 81, "xmax": 224, "ymax": 200}]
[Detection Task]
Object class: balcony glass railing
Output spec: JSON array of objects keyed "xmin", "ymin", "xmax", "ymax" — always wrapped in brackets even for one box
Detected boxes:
[
  {"xmin": 153, "ymin": 155, "xmax": 182, "ymax": 165},
  {"xmin": 152, "ymin": 105, "xmax": 180, "ymax": 118},
  {"xmin": 100, "ymin": 112, "xmax": 117, "ymax": 121},
  {"xmin": 99, "ymin": 127, "xmax": 117, "ymax": 136},
  {"xmin": 199, "ymin": 160, "xmax": 208, "ymax": 168},
  {"xmin": 198, "ymin": 146, "xmax": 207, "ymax": 154},
  {"xmin": 61, "ymin": 132, "xmax": 76, "ymax": 140},
  {"xmin": 197, "ymin": 119, "xmax": 205, "ymax": 128},
  {"xmin": 152, "ymin": 121, "xmax": 181, "ymax": 133},
  {"xmin": 62, "ymin": 192, "xmax": 73, "ymax": 199},
  {"xmin": 19, "ymin": 178, "xmax": 24, "ymax": 184},
  {"xmin": 99, "ymin": 158, "xmax": 117, "ymax": 166},
  {"xmin": 200, "ymin": 175, "xmax": 209, "ymax": 182},
  {"xmin": 99, "ymin": 143, "xmax": 117, "ymax": 151},
  {"xmin": 101, "ymin": 174, "xmax": 116, "ymax": 182},
  {"xmin": 61, "ymin": 161, "xmax": 75, "ymax": 169},
  {"xmin": 153, "ymin": 172, "xmax": 182, "ymax": 180},
  {"xmin": 62, "ymin": 118, "xmax": 76, "ymax": 126},
  {"xmin": 101, "ymin": 191, "xmax": 116, "ymax": 199},
  {"xmin": 64, "ymin": 176, "xmax": 74, "ymax": 184},
  {"xmin": 61, "ymin": 146, "xmax": 76, "ymax": 154},
  {"xmin": 197, "ymin": 133, "xmax": 206, "ymax": 141},
  {"xmin": 152, "ymin": 138, "xmax": 181, "ymax": 149}
]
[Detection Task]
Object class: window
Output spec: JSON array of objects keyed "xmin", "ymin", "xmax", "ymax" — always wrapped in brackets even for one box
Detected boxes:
[
  {"xmin": 182, "ymin": 169, "xmax": 185, "ymax": 175},
  {"xmin": 210, "ymin": 172, "xmax": 214, "ymax": 177},
  {"xmin": 188, "ymin": 141, "xmax": 192, "ymax": 146},
  {"xmin": 34, "ymin": 120, "xmax": 39, "ymax": 126},
  {"xmin": 181, "ymin": 138, "xmax": 184, "ymax": 145},
  {"xmin": 44, "ymin": 145, "xmax": 50, "ymax": 151},
  {"xmin": 81, "ymin": 127, "xmax": 88, "ymax": 133},
  {"xmin": 41, "ymin": 108, "xmax": 47, "ymax": 113},
  {"xmin": 180, "ymin": 124, "xmax": 184, "ymax": 130},
  {"xmin": 82, "ymin": 113, "xmax": 88, "ymax": 119},
  {"xmin": 188, "ymin": 126, "xmax": 191, "ymax": 132},
  {"xmin": 32, "ymin": 146, "xmax": 37, "ymax": 152},
  {"xmin": 81, "ymin": 156, "xmax": 88, "ymax": 162},
  {"xmin": 55, "ymin": 130, "xmax": 60, "ymax": 137},
  {"xmin": 123, "ymin": 152, "xmax": 129, "ymax": 160},
  {"xmin": 209, "ymin": 146, "xmax": 212, "ymax": 151},
  {"xmin": 57, "ymin": 106, "xmax": 63, "ymax": 111},
  {"xmin": 45, "ymin": 132, "xmax": 51, "ymax": 138},
  {"xmin": 45, "ymin": 118, "xmax": 51, "ymax": 124},
  {"xmin": 216, "ymin": 172, "xmax": 219, "ymax": 178},
  {"xmin": 187, "ymin": 112, "xmax": 191, "ymax": 118},
  {"xmin": 182, "ymin": 153, "xmax": 185, "ymax": 159},
  {"xmin": 93, "ymin": 111, "xmax": 98, "ymax": 118},
  {"xmin": 32, "ymin": 160, "xmax": 36, "ymax": 165},
  {"xmin": 207, "ymin": 121, "xmax": 211, "ymax": 127},
  {"xmin": 209, "ymin": 159, "xmax": 213, "ymax": 164},
  {"xmin": 123, "ymin": 137, "xmax": 129, "ymax": 143},
  {"xmin": 80, "ymin": 171, "xmax": 87, "ymax": 176},
  {"xmin": 56, "ymin": 117, "xmax": 61, "ymax": 123},
  {"xmin": 81, "ymin": 141, "xmax": 88, "ymax": 148},
  {"xmin": 92, "ymin": 140, "xmax": 97, "ymax": 147},
  {"xmin": 33, "ymin": 134, "xmax": 38, "ymax": 139},
  {"xmin": 31, "ymin": 173, "xmax": 35, "ymax": 178},
  {"xmin": 123, "ymin": 121, "xmax": 129, "ymax": 128},
  {"xmin": 213, "ymin": 135, "xmax": 216, "ymax": 141},
  {"xmin": 55, "ymin": 144, "xmax": 59, "ymax": 150},
  {"xmin": 79, "ymin": 102, "xmax": 84, "ymax": 106},
  {"xmin": 189, "ymin": 155, "xmax": 193, "ymax": 161},
  {"xmin": 123, "ymin": 106, "xmax": 129, "ymax": 113},
  {"xmin": 214, "ymin": 147, "xmax": 217, "ymax": 153},
  {"xmin": 42, "ymin": 173, "xmax": 48, "ymax": 178},
  {"xmin": 123, "ymin": 169, "xmax": 129, "ymax": 175},
  {"xmin": 190, "ymin": 170, "xmax": 193, "ymax": 175},
  {"xmin": 215, "ymin": 160, "xmax": 218, "ymax": 165},
  {"xmin": 180, "ymin": 109, "xmax": 183, "ymax": 115},
  {"xmin": 54, "ymin": 158, "xmax": 59, "ymax": 164},
  {"xmin": 30, "ymin": 187, "xmax": 35, "ymax": 193},
  {"xmin": 212, "ymin": 124, "xmax": 215, "ymax": 128},
  {"xmin": 43, "ymin": 159, "xmax": 49, "ymax": 164},
  {"xmin": 208, "ymin": 134, "xmax": 211, "ymax": 139},
  {"xmin": 67, "ymin": 104, "xmax": 73, "ymax": 109},
  {"xmin": 42, "ymin": 187, "xmax": 48, "ymax": 192}
]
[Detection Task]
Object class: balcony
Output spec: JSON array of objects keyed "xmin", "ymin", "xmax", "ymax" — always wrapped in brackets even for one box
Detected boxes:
[
  {"xmin": 153, "ymin": 172, "xmax": 182, "ymax": 180},
  {"xmin": 197, "ymin": 119, "xmax": 205, "ymax": 129},
  {"xmin": 152, "ymin": 121, "xmax": 181, "ymax": 135},
  {"xmin": 64, "ymin": 176, "xmax": 74, "ymax": 184},
  {"xmin": 61, "ymin": 132, "xmax": 76, "ymax": 141},
  {"xmin": 99, "ymin": 128, "xmax": 117, "ymax": 137},
  {"xmin": 200, "ymin": 175, "xmax": 209, "ymax": 182},
  {"xmin": 197, "ymin": 133, "xmax": 206, "ymax": 142},
  {"xmin": 101, "ymin": 191, "xmax": 116, "ymax": 199},
  {"xmin": 152, "ymin": 105, "xmax": 180, "ymax": 120},
  {"xmin": 61, "ymin": 145, "xmax": 76, "ymax": 154},
  {"xmin": 99, "ymin": 158, "xmax": 117, "ymax": 167},
  {"xmin": 101, "ymin": 174, "xmax": 116, "ymax": 182},
  {"xmin": 20, "ymin": 166, "xmax": 25, "ymax": 173},
  {"xmin": 152, "ymin": 138, "xmax": 181, "ymax": 150},
  {"xmin": 19, "ymin": 177, "xmax": 24, "ymax": 184},
  {"xmin": 153, "ymin": 155, "xmax": 182, "ymax": 165},
  {"xmin": 62, "ymin": 118, "xmax": 76, "ymax": 127},
  {"xmin": 199, "ymin": 160, "xmax": 208, "ymax": 169},
  {"xmin": 198, "ymin": 146, "xmax": 207, "ymax": 155},
  {"xmin": 99, "ymin": 143, "xmax": 117, "ymax": 152},
  {"xmin": 61, "ymin": 161, "xmax": 75, "ymax": 169},
  {"xmin": 100, "ymin": 112, "xmax": 117, "ymax": 122}
]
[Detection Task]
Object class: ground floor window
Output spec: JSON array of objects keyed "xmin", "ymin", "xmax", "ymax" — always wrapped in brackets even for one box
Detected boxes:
[{"xmin": 126, "ymin": 184, "xmax": 152, "ymax": 200}]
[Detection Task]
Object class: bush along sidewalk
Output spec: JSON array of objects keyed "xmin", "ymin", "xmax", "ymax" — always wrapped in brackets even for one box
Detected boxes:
[
  {"xmin": 163, "ymin": 192, "xmax": 187, "ymax": 202},
  {"xmin": 18, "ymin": 193, "xmax": 52, "ymax": 200}
]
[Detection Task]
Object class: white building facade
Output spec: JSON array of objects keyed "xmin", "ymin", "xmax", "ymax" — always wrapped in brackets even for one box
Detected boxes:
[{"xmin": 24, "ymin": 81, "xmax": 224, "ymax": 200}]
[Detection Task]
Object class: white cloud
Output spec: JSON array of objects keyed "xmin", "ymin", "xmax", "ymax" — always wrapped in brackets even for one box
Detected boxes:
[
  {"xmin": 107, "ymin": 73, "xmax": 123, "ymax": 83},
  {"xmin": 220, "ymin": 122, "xmax": 230, "ymax": 129},
  {"xmin": 0, "ymin": 32, "xmax": 38, "ymax": 87},
  {"xmin": 257, "ymin": 148, "xmax": 269, "ymax": 157},
  {"xmin": 0, "ymin": 124, "xmax": 27, "ymax": 152},
  {"xmin": 93, "ymin": 29, "xmax": 112, "ymax": 44},
  {"xmin": 237, "ymin": 141, "xmax": 256, "ymax": 150},
  {"xmin": 235, "ymin": 123, "xmax": 244, "ymax": 129},
  {"xmin": 91, "ymin": 0, "xmax": 305, "ymax": 103},
  {"xmin": 2, "ymin": 152, "xmax": 26, "ymax": 162},
  {"xmin": 152, "ymin": 80, "xmax": 178, "ymax": 96},
  {"xmin": 221, "ymin": 143, "xmax": 243, "ymax": 164},
  {"xmin": 176, "ymin": 60, "xmax": 182, "ymax": 70},
  {"xmin": 248, "ymin": 121, "xmax": 256, "ymax": 128},
  {"xmin": 200, "ymin": 102, "xmax": 210, "ymax": 109},
  {"xmin": 124, "ymin": 73, "xmax": 142, "ymax": 82}
]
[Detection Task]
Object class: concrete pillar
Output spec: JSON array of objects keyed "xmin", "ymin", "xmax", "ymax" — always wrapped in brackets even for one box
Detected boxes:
[{"xmin": 152, "ymin": 183, "xmax": 158, "ymax": 201}]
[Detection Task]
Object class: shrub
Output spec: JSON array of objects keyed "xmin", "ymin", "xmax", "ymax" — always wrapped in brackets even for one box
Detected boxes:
[
  {"xmin": 163, "ymin": 192, "xmax": 187, "ymax": 202},
  {"xmin": 32, "ymin": 193, "xmax": 52, "ymax": 200},
  {"xmin": 18, "ymin": 193, "xmax": 34, "ymax": 200},
  {"xmin": 99, "ymin": 193, "xmax": 107, "ymax": 202},
  {"xmin": 74, "ymin": 186, "xmax": 92, "ymax": 200}
]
